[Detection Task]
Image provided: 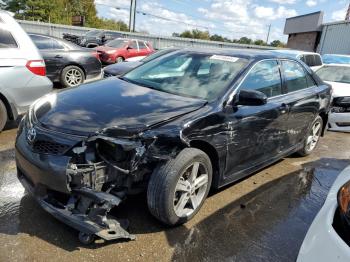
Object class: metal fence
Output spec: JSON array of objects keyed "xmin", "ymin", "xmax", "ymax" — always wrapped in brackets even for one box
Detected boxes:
[
  {"xmin": 318, "ymin": 21, "xmax": 350, "ymax": 55},
  {"xmin": 18, "ymin": 19, "xmax": 277, "ymax": 50}
]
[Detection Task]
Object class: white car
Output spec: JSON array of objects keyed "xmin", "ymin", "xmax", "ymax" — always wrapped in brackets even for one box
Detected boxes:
[
  {"xmin": 0, "ymin": 11, "xmax": 53, "ymax": 131},
  {"xmin": 316, "ymin": 64, "xmax": 350, "ymax": 132},
  {"xmin": 297, "ymin": 165, "xmax": 350, "ymax": 262},
  {"xmin": 271, "ymin": 50, "xmax": 323, "ymax": 71}
]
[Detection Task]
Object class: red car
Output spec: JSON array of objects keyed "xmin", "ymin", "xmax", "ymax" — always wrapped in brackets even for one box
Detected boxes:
[{"xmin": 95, "ymin": 38, "xmax": 154, "ymax": 64}]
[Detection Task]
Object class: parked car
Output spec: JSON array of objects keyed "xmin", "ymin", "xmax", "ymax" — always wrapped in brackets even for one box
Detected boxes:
[
  {"xmin": 29, "ymin": 34, "xmax": 102, "ymax": 88},
  {"xmin": 297, "ymin": 165, "xmax": 350, "ymax": 262},
  {"xmin": 103, "ymin": 48, "xmax": 179, "ymax": 77},
  {"xmin": 323, "ymin": 54, "xmax": 350, "ymax": 65},
  {"xmin": 63, "ymin": 30, "xmax": 124, "ymax": 48},
  {"xmin": 271, "ymin": 50, "xmax": 323, "ymax": 71},
  {"xmin": 316, "ymin": 64, "xmax": 350, "ymax": 132},
  {"xmin": 0, "ymin": 11, "xmax": 52, "ymax": 131},
  {"xmin": 95, "ymin": 38, "xmax": 154, "ymax": 64},
  {"xmin": 15, "ymin": 49, "xmax": 331, "ymax": 244}
]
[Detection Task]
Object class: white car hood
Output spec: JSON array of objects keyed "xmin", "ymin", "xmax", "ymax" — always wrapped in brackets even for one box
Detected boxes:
[{"xmin": 325, "ymin": 81, "xmax": 350, "ymax": 98}]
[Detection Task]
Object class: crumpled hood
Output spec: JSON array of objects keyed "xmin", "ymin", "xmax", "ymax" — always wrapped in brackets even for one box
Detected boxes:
[
  {"xmin": 34, "ymin": 78, "xmax": 206, "ymax": 136},
  {"xmin": 95, "ymin": 45, "xmax": 122, "ymax": 53}
]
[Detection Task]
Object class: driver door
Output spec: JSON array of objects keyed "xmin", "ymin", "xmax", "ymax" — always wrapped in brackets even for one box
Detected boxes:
[
  {"xmin": 126, "ymin": 40, "xmax": 140, "ymax": 59},
  {"xmin": 224, "ymin": 60, "xmax": 290, "ymax": 180}
]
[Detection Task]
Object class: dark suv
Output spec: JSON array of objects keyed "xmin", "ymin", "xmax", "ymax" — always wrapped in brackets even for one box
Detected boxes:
[
  {"xmin": 64, "ymin": 30, "xmax": 124, "ymax": 48},
  {"xmin": 15, "ymin": 49, "xmax": 331, "ymax": 244}
]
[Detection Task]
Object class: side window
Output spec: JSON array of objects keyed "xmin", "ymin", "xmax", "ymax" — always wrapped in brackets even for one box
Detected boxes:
[
  {"xmin": 138, "ymin": 42, "xmax": 147, "ymax": 49},
  {"xmin": 0, "ymin": 28, "xmax": 17, "ymax": 48},
  {"xmin": 282, "ymin": 60, "xmax": 308, "ymax": 92},
  {"xmin": 31, "ymin": 35, "xmax": 64, "ymax": 50},
  {"xmin": 299, "ymin": 55, "xmax": 306, "ymax": 63},
  {"xmin": 240, "ymin": 60, "xmax": 282, "ymax": 98},
  {"xmin": 129, "ymin": 41, "xmax": 138, "ymax": 49},
  {"xmin": 51, "ymin": 39, "xmax": 64, "ymax": 49},
  {"xmin": 314, "ymin": 55, "xmax": 322, "ymax": 66},
  {"xmin": 306, "ymin": 73, "xmax": 316, "ymax": 87},
  {"xmin": 305, "ymin": 55, "xmax": 315, "ymax": 67}
]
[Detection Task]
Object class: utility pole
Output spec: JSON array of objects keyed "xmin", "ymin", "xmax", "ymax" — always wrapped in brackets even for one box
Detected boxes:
[
  {"xmin": 266, "ymin": 24, "xmax": 271, "ymax": 44},
  {"xmin": 346, "ymin": 1, "xmax": 350, "ymax": 21},
  {"xmin": 129, "ymin": 0, "xmax": 137, "ymax": 32}
]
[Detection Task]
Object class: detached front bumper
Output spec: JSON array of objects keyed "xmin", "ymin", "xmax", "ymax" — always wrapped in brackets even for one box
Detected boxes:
[
  {"xmin": 15, "ymin": 126, "xmax": 135, "ymax": 242},
  {"xmin": 329, "ymin": 112, "xmax": 350, "ymax": 132}
]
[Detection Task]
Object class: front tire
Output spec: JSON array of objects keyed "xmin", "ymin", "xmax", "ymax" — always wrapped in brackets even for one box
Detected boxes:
[
  {"xmin": 116, "ymin": 56, "xmax": 124, "ymax": 63},
  {"xmin": 147, "ymin": 148, "xmax": 212, "ymax": 226},
  {"xmin": 297, "ymin": 115, "xmax": 323, "ymax": 156},
  {"xmin": 60, "ymin": 65, "xmax": 85, "ymax": 88},
  {"xmin": 0, "ymin": 99, "xmax": 8, "ymax": 132}
]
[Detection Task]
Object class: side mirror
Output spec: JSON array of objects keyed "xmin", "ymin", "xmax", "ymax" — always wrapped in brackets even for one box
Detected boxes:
[
  {"xmin": 236, "ymin": 89, "xmax": 267, "ymax": 106},
  {"xmin": 126, "ymin": 46, "xmax": 132, "ymax": 50}
]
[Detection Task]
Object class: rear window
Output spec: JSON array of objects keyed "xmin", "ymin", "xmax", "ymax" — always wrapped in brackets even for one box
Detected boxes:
[
  {"xmin": 0, "ymin": 28, "xmax": 17, "ymax": 48},
  {"xmin": 304, "ymin": 54, "xmax": 322, "ymax": 67}
]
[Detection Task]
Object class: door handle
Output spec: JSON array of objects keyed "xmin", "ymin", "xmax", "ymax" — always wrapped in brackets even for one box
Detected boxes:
[
  {"xmin": 55, "ymin": 55, "xmax": 63, "ymax": 58},
  {"xmin": 279, "ymin": 103, "xmax": 289, "ymax": 114}
]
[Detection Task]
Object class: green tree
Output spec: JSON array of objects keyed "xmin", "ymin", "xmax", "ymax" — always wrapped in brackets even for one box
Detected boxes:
[
  {"xmin": 179, "ymin": 30, "xmax": 193, "ymax": 38},
  {"xmin": 270, "ymin": 40, "xmax": 286, "ymax": 48},
  {"xmin": 238, "ymin": 37, "xmax": 252, "ymax": 45},
  {"xmin": 210, "ymin": 34, "xmax": 224, "ymax": 42},
  {"xmin": 253, "ymin": 39, "xmax": 266, "ymax": 46}
]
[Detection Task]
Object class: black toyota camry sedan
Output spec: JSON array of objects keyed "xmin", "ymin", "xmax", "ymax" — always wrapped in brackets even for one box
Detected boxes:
[
  {"xmin": 15, "ymin": 49, "xmax": 331, "ymax": 244},
  {"xmin": 29, "ymin": 34, "xmax": 102, "ymax": 88}
]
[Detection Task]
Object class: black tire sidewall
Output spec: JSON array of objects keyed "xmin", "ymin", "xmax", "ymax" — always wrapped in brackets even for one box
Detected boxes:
[
  {"xmin": 299, "ymin": 116, "xmax": 323, "ymax": 156},
  {"xmin": 60, "ymin": 66, "xmax": 85, "ymax": 88},
  {"xmin": 148, "ymin": 148, "xmax": 212, "ymax": 225},
  {"xmin": 116, "ymin": 57, "xmax": 124, "ymax": 63},
  {"xmin": 0, "ymin": 99, "xmax": 7, "ymax": 132}
]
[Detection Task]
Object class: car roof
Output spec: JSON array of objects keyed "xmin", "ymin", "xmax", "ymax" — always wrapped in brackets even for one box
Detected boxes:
[
  {"xmin": 177, "ymin": 48, "xmax": 300, "ymax": 61},
  {"xmin": 321, "ymin": 63, "xmax": 350, "ymax": 67},
  {"xmin": 271, "ymin": 49, "xmax": 320, "ymax": 57}
]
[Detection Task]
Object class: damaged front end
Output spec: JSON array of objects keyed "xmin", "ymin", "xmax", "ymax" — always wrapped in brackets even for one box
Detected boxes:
[
  {"xmin": 18, "ymin": 129, "xmax": 163, "ymax": 244},
  {"xmin": 63, "ymin": 134, "xmax": 157, "ymax": 243}
]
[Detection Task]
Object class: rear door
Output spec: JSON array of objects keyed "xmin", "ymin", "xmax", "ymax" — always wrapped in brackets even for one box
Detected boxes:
[
  {"xmin": 138, "ymin": 41, "xmax": 151, "ymax": 56},
  {"xmin": 280, "ymin": 59, "xmax": 320, "ymax": 146},
  {"xmin": 30, "ymin": 35, "xmax": 66, "ymax": 81},
  {"xmin": 224, "ymin": 60, "xmax": 290, "ymax": 178},
  {"xmin": 126, "ymin": 40, "xmax": 140, "ymax": 58}
]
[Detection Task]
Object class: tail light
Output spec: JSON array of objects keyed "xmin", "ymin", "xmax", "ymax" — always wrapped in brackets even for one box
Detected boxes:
[
  {"xmin": 91, "ymin": 51, "xmax": 100, "ymax": 60},
  {"xmin": 26, "ymin": 60, "xmax": 46, "ymax": 76}
]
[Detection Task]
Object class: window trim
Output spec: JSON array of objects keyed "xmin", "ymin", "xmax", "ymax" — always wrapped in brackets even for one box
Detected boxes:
[
  {"xmin": 227, "ymin": 58, "xmax": 318, "ymax": 104},
  {"xmin": 280, "ymin": 59, "xmax": 317, "ymax": 95}
]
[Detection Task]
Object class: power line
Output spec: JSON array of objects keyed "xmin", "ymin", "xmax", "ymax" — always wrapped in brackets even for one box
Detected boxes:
[{"xmin": 96, "ymin": 3, "xmax": 209, "ymax": 30}]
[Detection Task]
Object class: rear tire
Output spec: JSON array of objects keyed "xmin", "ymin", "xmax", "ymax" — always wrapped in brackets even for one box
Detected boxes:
[
  {"xmin": 60, "ymin": 65, "xmax": 85, "ymax": 88},
  {"xmin": 147, "ymin": 148, "xmax": 212, "ymax": 226},
  {"xmin": 297, "ymin": 115, "xmax": 323, "ymax": 156},
  {"xmin": 0, "ymin": 99, "xmax": 8, "ymax": 132}
]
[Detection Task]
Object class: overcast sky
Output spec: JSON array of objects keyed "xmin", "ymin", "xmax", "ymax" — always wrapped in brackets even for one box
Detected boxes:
[{"xmin": 95, "ymin": 0, "xmax": 350, "ymax": 42}]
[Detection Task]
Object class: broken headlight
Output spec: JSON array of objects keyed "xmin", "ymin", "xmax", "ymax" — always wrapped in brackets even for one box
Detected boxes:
[{"xmin": 338, "ymin": 181, "xmax": 350, "ymax": 218}]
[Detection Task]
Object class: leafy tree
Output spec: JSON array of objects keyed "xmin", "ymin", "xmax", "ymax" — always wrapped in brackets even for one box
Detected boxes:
[
  {"xmin": 238, "ymin": 37, "xmax": 252, "ymax": 45},
  {"xmin": 270, "ymin": 40, "xmax": 286, "ymax": 48},
  {"xmin": 210, "ymin": 34, "xmax": 224, "ymax": 42},
  {"xmin": 253, "ymin": 39, "xmax": 266, "ymax": 46}
]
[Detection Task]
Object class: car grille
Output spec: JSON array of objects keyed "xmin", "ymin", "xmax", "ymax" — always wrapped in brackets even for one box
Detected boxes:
[{"xmin": 32, "ymin": 140, "xmax": 71, "ymax": 155}]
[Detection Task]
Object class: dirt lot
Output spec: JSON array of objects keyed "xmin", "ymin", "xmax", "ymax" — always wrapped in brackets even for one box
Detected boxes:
[{"xmin": 0, "ymin": 123, "xmax": 349, "ymax": 262}]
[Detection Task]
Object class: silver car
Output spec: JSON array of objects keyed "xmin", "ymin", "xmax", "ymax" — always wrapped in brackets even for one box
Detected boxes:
[{"xmin": 0, "ymin": 11, "xmax": 52, "ymax": 131}]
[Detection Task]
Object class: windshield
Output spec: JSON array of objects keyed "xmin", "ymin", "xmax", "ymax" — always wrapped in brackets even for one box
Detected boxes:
[
  {"xmin": 316, "ymin": 66, "xmax": 350, "ymax": 84},
  {"xmin": 141, "ymin": 49, "xmax": 176, "ymax": 63},
  {"xmin": 123, "ymin": 52, "xmax": 249, "ymax": 100},
  {"xmin": 84, "ymin": 30, "xmax": 102, "ymax": 37},
  {"xmin": 322, "ymin": 54, "xmax": 350, "ymax": 65},
  {"xmin": 106, "ymin": 39, "xmax": 128, "ymax": 48}
]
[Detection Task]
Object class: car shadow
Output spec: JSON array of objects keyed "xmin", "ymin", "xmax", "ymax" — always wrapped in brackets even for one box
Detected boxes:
[{"xmin": 0, "ymin": 157, "xmax": 348, "ymax": 256}]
